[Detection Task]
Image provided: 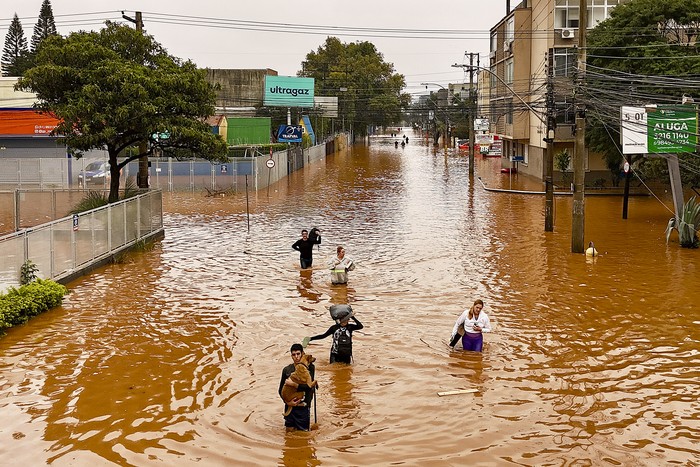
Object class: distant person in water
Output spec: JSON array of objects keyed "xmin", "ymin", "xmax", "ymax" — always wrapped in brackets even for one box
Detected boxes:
[
  {"xmin": 328, "ymin": 245, "xmax": 355, "ymax": 285},
  {"xmin": 292, "ymin": 229, "xmax": 322, "ymax": 269},
  {"xmin": 449, "ymin": 299, "xmax": 492, "ymax": 352}
]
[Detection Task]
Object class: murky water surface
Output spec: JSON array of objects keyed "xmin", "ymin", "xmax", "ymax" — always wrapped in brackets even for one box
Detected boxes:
[{"xmin": 1, "ymin": 133, "xmax": 698, "ymax": 466}]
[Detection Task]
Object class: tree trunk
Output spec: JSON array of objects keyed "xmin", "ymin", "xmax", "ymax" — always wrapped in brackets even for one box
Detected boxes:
[{"xmin": 108, "ymin": 151, "xmax": 121, "ymax": 203}]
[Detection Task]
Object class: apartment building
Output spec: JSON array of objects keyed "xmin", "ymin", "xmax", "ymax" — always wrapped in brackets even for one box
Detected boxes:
[{"xmin": 486, "ymin": 0, "xmax": 628, "ymax": 182}]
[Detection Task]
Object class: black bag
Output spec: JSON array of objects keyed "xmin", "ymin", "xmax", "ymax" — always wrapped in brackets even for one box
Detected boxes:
[
  {"xmin": 308, "ymin": 227, "xmax": 320, "ymax": 244},
  {"xmin": 335, "ymin": 328, "xmax": 352, "ymax": 358},
  {"xmin": 329, "ymin": 304, "xmax": 353, "ymax": 322}
]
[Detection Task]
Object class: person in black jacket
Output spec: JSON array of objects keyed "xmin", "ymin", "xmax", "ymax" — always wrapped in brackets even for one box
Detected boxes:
[
  {"xmin": 292, "ymin": 229, "xmax": 321, "ymax": 269},
  {"xmin": 278, "ymin": 343, "xmax": 316, "ymax": 431},
  {"xmin": 307, "ymin": 315, "xmax": 363, "ymax": 364}
]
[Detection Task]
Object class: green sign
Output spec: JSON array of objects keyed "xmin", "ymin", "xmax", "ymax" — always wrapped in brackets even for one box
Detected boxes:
[
  {"xmin": 263, "ymin": 76, "xmax": 315, "ymax": 107},
  {"xmin": 647, "ymin": 105, "xmax": 697, "ymax": 154}
]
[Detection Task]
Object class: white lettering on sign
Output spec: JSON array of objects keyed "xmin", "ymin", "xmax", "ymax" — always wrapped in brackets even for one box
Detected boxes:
[{"xmin": 653, "ymin": 122, "xmax": 688, "ymax": 131}]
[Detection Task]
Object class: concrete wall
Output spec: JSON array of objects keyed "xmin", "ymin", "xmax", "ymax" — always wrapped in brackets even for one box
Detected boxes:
[
  {"xmin": 0, "ymin": 77, "xmax": 36, "ymax": 108},
  {"xmin": 205, "ymin": 69, "xmax": 278, "ymax": 113}
]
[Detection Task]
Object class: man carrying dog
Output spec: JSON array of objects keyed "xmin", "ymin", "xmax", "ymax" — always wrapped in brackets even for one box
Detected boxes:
[{"xmin": 278, "ymin": 343, "xmax": 316, "ymax": 431}]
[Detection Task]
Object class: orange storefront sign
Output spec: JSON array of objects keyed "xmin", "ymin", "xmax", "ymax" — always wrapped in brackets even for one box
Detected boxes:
[{"xmin": 0, "ymin": 109, "xmax": 61, "ymax": 136}]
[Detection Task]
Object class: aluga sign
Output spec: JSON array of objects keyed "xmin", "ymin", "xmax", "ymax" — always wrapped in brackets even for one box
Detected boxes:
[
  {"xmin": 621, "ymin": 105, "xmax": 697, "ymax": 154},
  {"xmin": 647, "ymin": 106, "xmax": 697, "ymax": 154}
]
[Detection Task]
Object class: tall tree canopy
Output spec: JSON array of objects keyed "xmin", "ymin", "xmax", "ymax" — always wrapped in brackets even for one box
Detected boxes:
[
  {"xmin": 585, "ymin": 0, "xmax": 700, "ymax": 186},
  {"xmin": 17, "ymin": 22, "xmax": 228, "ymax": 202},
  {"xmin": 299, "ymin": 37, "xmax": 410, "ymax": 135},
  {"xmin": 30, "ymin": 0, "xmax": 57, "ymax": 52},
  {"xmin": 1, "ymin": 14, "xmax": 30, "ymax": 77}
]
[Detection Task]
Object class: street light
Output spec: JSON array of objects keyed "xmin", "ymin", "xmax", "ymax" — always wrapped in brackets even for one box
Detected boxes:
[{"xmin": 421, "ymin": 82, "xmax": 450, "ymax": 148}]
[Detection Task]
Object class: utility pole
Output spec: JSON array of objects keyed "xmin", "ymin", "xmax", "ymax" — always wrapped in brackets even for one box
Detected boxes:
[
  {"xmin": 123, "ymin": 11, "xmax": 149, "ymax": 190},
  {"xmin": 544, "ymin": 53, "xmax": 556, "ymax": 232},
  {"xmin": 468, "ymin": 53, "xmax": 477, "ymax": 176},
  {"xmin": 571, "ymin": 0, "xmax": 587, "ymax": 253}
]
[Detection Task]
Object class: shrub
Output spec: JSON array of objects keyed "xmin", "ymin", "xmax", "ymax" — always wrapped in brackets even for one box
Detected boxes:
[
  {"xmin": 71, "ymin": 190, "xmax": 108, "ymax": 214},
  {"xmin": 0, "ymin": 279, "xmax": 68, "ymax": 332},
  {"xmin": 555, "ymin": 149, "xmax": 571, "ymax": 187},
  {"xmin": 20, "ymin": 260, "xmax": 39, "ymax": 285}
]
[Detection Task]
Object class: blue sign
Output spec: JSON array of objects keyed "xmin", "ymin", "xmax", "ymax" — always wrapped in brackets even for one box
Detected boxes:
[
  {"xmin": 511, "ymin": 155, "xmax": 525, "ymax": 162},
  {"xmin": 277, "ymin": 125, "xmax": 303, "ymax": 143},
  {"xmin": 264, "ymin": 76, "xmax": 315, "ymax": 107}
]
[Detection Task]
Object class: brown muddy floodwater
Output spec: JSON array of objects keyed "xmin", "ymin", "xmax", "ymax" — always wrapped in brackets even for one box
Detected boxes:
[{"xmin": 0, "ymin": 131, "xmax": 699, "ymax": 466}]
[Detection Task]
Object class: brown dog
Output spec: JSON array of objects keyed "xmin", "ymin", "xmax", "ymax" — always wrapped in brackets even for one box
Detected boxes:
[{"xmin": 281, "ymin": 353, "xmax": 317, "ymax": 416}]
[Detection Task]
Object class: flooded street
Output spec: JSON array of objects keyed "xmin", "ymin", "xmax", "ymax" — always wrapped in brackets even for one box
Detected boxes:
[{"xmin": 0, "ymin": 132, "xmax": 698, "ymax": 466}]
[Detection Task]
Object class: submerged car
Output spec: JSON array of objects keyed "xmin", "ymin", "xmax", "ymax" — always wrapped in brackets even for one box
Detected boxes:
[{"xmin": 78, "ymin": 161, "xmax": 111, "ymax": 186}]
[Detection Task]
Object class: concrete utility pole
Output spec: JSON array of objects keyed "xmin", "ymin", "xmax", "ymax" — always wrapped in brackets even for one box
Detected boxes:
[
  {"xmin": 468, "ymin": 53, "xmax": 477, "ymax": 176},
  {"xmin": 571, "ymin": 0, "xmax": 587, "ymax": 253},
  {"xmin": 124, "ymin": 11, "xmax": 149, "ymax": 190},
  {"xmin": 544, "ymin": 55, "xmax": 556, "ymax": 232}
]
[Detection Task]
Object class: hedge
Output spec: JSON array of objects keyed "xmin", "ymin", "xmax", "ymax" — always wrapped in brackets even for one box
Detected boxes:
[{"xmin": 0, "ymin": 279, "xmax": 68, "ymax": 331}]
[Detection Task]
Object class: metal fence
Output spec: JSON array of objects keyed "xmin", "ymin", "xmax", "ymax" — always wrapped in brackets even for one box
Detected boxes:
[
  {"xmin": 0, "ymin": 137, "xmax": 348, "ymax": 193},
  {"xmin": 0, "ymin": 190, "xmax": 163, "ymax": 292}
]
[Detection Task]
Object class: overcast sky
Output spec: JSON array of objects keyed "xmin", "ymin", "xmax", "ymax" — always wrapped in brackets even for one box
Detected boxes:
[{"xmin": 3, "ymin": 0, "xmax": 509, "ymax": 99}]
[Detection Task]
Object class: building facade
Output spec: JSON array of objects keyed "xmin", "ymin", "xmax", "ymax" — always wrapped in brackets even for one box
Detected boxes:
[{"xmin": 486, "ymin": 0, "xmax": 628, "ymax": 183}]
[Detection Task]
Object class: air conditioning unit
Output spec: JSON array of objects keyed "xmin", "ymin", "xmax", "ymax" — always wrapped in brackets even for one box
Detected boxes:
[{"xmin": 561, "ymin": 29, "xmax": 575, "ymax": 39}]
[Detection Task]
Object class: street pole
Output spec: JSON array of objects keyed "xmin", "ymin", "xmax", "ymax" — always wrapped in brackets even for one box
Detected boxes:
[
  {"xmin": 123, "ymin": 11, "xmax": 150, "ymax": 190},
  {"xmin": 571, "ymin": 0, "xmax": 587, "ymax": 253},
  {"xmin": 544, "ymin": 54, "xmax": 556, "ymax": 232},
  {"xmin": 468, "ymin": 53, "xmax": 476, "ymax": 176}
]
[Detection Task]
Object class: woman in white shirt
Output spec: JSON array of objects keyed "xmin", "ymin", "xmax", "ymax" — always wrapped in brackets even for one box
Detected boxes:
[
  {"xmin": 449, "ymin": 299, "xmax": 491, "ymax": 352},
  {"xmin": 328, "ymin": 246, "xmax": 355, "ymax": 285}
]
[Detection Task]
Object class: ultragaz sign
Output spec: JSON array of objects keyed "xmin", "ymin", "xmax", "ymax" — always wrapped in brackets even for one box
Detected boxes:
[{"xmin": 264, "ymin": 76, "xmax": 315, "ymax": 107}]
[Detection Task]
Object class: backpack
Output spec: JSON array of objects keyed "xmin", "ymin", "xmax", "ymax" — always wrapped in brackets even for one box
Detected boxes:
[{"xmin": 335, "ymin": 327, "xmax": 352, "ymax": 358}]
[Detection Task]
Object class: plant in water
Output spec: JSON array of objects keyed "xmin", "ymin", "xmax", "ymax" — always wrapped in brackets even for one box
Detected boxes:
[
  {"xmin": 665, "ymin": 196, "xmax": 700, "ymax": 248},
  {"xmin": 71, "ymin": 190, "xmax": 108, "ymax": 214},
  {"xmin": 555, "ymin": 149, "xmax": 571, "ymax": 189},
  {"xmin": 20, "ymin": 260, "xmax": 39, "ymax": 285}
]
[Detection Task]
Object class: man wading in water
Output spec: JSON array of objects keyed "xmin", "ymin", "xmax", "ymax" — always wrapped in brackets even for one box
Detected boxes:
[{"xmin": 292, "ymin": 228, "xmax": 321, "ymax": 269}]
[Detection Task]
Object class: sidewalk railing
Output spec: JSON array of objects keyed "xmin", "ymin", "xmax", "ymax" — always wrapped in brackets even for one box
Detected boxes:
[{"xmin": 0, "ymin": 190, "xmax": 163, "ymax": 292}]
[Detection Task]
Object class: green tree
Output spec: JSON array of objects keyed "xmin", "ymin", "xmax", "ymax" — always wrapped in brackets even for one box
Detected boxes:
[
  {"xmin": 555, "ymin": 149, "xmax": 572, "ymax": 188},
  {"xmin": 17, "ymin": 22, "xmax": 228, "ymax": 203},
  {"xmin": 299, "ymin": 37, "xmax": 410, "ymax": 136},
  {"xmin": 585, "ymin": 0, "xmax": 700, "ymax": 187},
  {"xmin": 30, "ymin": 0, "xmax": 57, "ymax": 52},
  {"xmin": 1, "ymin": 14, "xmax": 30, "ymax": 77}
]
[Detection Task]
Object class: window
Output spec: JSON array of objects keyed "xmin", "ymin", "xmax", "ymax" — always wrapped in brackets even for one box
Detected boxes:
[
  {"xmin": 505, "ymin": 59, "xmax": 514, "ymax": 85},
  {"xmin": 555, "ymin": 0, "xmax": 579, "ymax": 29},
  {"xmin": 506, "ymin": 101, "xmax": 513, "ymax": 125},
  {"xmin": 553, "ymin": 48, "xmax": 576, "ymax": 77},
  {"xmin": 490, "ymin": 33, "xmax": 498, "ymax": 54},
  {"xmin": 591, "ymin": 0, "xmax": 620, "ymax": 26},
  {"xmin": 505, "ymin": 17, "xmax": 515, "ymax": 45},
  {"xmin": 555, "ymin": 98, "xmax": 575, "ymax": 124},
  {"xmin": 555, "ymin": 0, "xmax": 623, "ymax": 29}
]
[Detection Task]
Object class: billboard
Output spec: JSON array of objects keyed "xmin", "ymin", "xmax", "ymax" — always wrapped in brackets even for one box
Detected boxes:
[
  {"xmin": 622, "ymin": 105, "xmax": 697, "ymax": 154},
  {"xmin": 313, "ymin": 96, "xmax": 338, "ymax": 117},
  {"xmin": 264, "ymin": 76, "xmax": 314, "ymax": 107},
  {"xmin": 0, "ymin": 109, "xmax": 61, "ymax": 136}
]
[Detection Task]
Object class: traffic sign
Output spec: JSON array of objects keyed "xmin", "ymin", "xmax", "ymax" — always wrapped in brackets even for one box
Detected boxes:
[
  {"xmin": 623, "ymin": 161, "xmax": 630, "ymax": 173},
  {"xmin": 266, "ymin": 159, "xmax": 275, "ymax": 169}
]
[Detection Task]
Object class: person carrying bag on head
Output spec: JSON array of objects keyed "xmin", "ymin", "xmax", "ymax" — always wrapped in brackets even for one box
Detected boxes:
[{"xmin": 304, "ymin": 305, "xmax": 363, "ymax": 364}]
